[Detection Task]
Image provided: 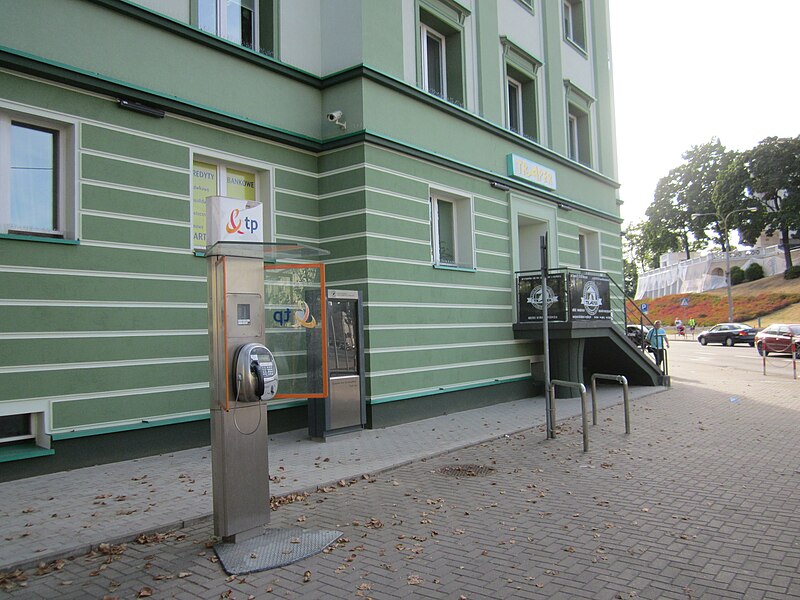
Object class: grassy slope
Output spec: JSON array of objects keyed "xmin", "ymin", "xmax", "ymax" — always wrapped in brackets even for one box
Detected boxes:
[
  {"xmin": 634, "ymin": 274, "xmax": 800, "ymax": 327},
  {"xmin": 709, "ymin": 275, "xmax": 800, "ymax": 325}
]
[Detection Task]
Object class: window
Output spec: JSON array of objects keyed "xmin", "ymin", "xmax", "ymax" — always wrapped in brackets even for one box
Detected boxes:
[
  {"xmin": 565, "ymin": 83, "xmax": 593, "ymax": 167},
  {"xmin": 0, "ymin": 413, "xmax": 33, "ymax": 445},
  {"xmin": 197, "ymin": 0, "xmax": 275, "ymax": 56},
  {"xmin": 578, "ymin": 229, "xmax": 600, "ymax": 270},
  {"xmin": 563, "ymin": 0, "xmax": 586, "ymax": 51},
  {"xmin": 430, "ymin": 191, "xmax": 474, "ymax": 269},
  {"xmin": 192, "ymin": 158, "xmax": 269, "ymax": 251},
  {"xmin": 0, "ymin": 111, "xmax": 75, "ymax": 239},
  {"xmin": 505, "ymin": 65, "xmax": 539, "ymax": 141},
  {"xmin": 501, "ymin": 38, "xmax": 542, "ymax": 142},
  {"xmin": 421, "ymin": 25, "xmax": 447, "ymax": 99},
  {"xmin": 419, "ymin": 6, "xmax": 465, "ymax": 106}
]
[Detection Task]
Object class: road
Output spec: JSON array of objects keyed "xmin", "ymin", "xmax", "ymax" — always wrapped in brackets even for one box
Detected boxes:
[{"xmin": 667, "ymin": 334, "xmax": 798, "ymax": 384}]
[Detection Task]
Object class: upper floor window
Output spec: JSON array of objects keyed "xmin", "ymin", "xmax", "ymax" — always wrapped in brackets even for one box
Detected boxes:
[
  {"xmin": 501, "ymin": 38, "xmax": 542, "ymax": 143},
  {"xmin": 419, "ymin": 4, "xmax": 466, "ymax": 107},
  {"xmin": 0, "ymin": 110, "xmax": 75, "ymax": 239},
  {"xmin": 197, "ymin": 0, "xmax": 275, "ymax": 56},
  {"xmin": 563, "ymin": 0, "xmax": 586, "ymax": 51},
  {"xmin": 565, "ymin": 83, "xmax": 593, "ymax": 167}
]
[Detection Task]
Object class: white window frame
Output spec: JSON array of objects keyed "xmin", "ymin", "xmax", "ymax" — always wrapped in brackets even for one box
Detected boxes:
[
  {"xmin": 0, "ymin": 107, "xmax": 76, "ymax": 239},
  {"xmin": 430, "ymin": 190, "xmax": 475, "ymax": 270},
  {"xmin": 191, "ymin": 153, "xmax": 272, "ymax": 252},
  {"xmin": 198, "ymin": 0, "xmax": 259, "ymax": 49},
  {"xmin": 578, "ymin": 228, "xmax": 601, "ymax": 270},
  {"xmin": 563, "ymin": 0, "xmax": 586, "ymax": 51},
  {"xmin": 506, "ymin": 75, "xmax": 524, "ymax": 135},
  {"xmin": 563, "ymin": 1, "xmax": 573, "ymax": 40},
  {"xmin": 421, "ymin": 24, "xmax": 447, "ymax": 99},
  {"xmin": 567, "ymin": 113, "xmax": 579, "ymax": 161}
]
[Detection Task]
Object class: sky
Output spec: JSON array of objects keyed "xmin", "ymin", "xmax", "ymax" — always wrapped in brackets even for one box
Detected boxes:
[{"xmin": 608, "ymin": 0, "xmax": 800, "ymax": 227}]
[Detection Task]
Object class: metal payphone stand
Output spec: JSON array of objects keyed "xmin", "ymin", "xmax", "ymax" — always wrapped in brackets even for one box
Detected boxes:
[
  {"xmin": 207, "ymin": 242, "xmax": 271, "ymax": 543},
  {"xmin": 206, "ymin": 239, "xmax": 342, "ymax": 575}
]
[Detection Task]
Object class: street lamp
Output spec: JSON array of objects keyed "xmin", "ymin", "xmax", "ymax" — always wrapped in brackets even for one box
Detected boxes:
[{"xmin": 691, "ymin": 207, "xmax": 758, "ymax": 322}]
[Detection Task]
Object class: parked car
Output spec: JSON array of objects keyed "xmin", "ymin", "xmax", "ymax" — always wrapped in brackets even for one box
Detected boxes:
[
  {"xmin": 626, "ymin": 324, "xmax": 651, "ymax": 346},
  {"xmin": 697, "ymin": 323, "xmax": 757, "ymax": 347},
  {"xmin": 754, "ymin": 324, "xmax": 800, "ymax": 357}
]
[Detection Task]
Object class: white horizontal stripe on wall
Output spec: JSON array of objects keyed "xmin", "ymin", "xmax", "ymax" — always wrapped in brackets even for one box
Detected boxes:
[
  {"xmin": 367, "ymin": 322, "xmax": 510, "ymax": 331},
  {"xmin": 368, "ymin": 355, "xmax": 533, "ymax": 379},
  {"xmin": 0, "ymin": 299, "xmax": 206, "ymax": 309},
  {"xmin": 80, "ymin": 148, "xmax": 191, "ymax": 174},
  {"xmin": 0, "ymin": 329, "xmax": 207, "ymax": 340},
  {"xmin": 367, "ymin": 339, "xmax": 531, "ymax": 354},
  {"xmin": 368, "ymin": 373, "xmax": 528, "ymax": 402},
  {"xmin": 0, "ymin": 356, "xmax": 207, "ymax": 375},
  {"xmin": 36, "ymin": 382, "xmax": 209, "ymax": 406},
  {"xmin": 365, "ymin": 301, "xmax": 510, "ymax": 310},
  {"xmin": 79, "ymin": 240, "xmax": 194, "ymax": 255},
  {"xmin": 80, "ymin": 209, "xmax": 191, "ymax": 228},
  {"xmin": 82, "ymin": 181, "xmax": 190, "ymax": 202},
  {"xmin": 0, "ymin": 265, "xmax": 205, "ymax": 282}
]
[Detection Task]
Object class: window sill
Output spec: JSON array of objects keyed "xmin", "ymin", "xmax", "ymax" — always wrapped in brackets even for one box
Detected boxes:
[
  {"xmin": 564, "ymin": 37, "xmax": 589, "ymax": 58},
  {"xmin": 512, "ymin": 0, "xmax": 535, "ymax": 14},
  {"xmin": 0, "ymin": 232, "xmax": 79, "ymax": 245},
  {"xmin": 0, "ymin": 443, "xmax": 55, "ymax": 463},
  {"xmin": 433, "ymin": 263, "xmax": 476, "ymax": 273}
]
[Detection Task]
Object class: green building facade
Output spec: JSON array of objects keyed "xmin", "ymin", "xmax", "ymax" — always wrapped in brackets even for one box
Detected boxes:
[{"xmin": 0, "ymin": 0, "xmax": 629, "ymax": 474}]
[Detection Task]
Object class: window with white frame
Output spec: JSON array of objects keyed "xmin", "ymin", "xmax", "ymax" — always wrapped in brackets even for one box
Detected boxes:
[
  {"xmin": 578, "ymin": 229, "xmax": 600, "ymax": 270},
  {"xmin": 421, "ymin": 24, "xmax": 447, "ymax": 99},
  {"xmin": 565, "ymin": 83, "xmax": 593, "ymax": 167},
  {"xmin": 197, "ymin": 0, "xmax": 275, "ymax": 56},
  {"xmin": 191, "ymin": 157, "xmax": 269, "ymax": 251},
  {"xmin": 430, "ymin": 191, "xmax": 474, "ymax": 269},
  {"xmin": 0, "ymin": 110, "xmax": 75, "ymax": 239},
  {"xmin": 419, "ymin": 5, "xmax": 465, "ymax": 106},
  {"xmin": 502, "ymin": 38, "xmax": 542, "ymax": 142},
  {"xmin": 563, "ymin": 0, "xmax": 586, "ymax": 51}
]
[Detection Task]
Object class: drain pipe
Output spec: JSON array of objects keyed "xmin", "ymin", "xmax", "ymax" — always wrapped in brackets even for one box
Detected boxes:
[{"xmin": 541, "ymin": 233, "xmax": 553, "ymax": 439}]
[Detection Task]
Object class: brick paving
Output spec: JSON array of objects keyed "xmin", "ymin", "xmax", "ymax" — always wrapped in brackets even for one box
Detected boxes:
[{"xmin": 2, "ymin": 344, "xmax": 800, "ymax": 598}]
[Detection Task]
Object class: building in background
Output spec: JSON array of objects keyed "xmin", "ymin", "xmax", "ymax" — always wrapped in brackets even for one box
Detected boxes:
[{"xmin": 0, "ymin": 0, "xmax": 633, "ymax": 476}]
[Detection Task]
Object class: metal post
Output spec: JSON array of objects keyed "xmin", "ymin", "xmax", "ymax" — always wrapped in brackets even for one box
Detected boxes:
[
  {"xmin": 794, "ymin": 339, "xmax": 797, "ymax": 380},
  {"xmin": 549, "ymin": 380, "xmax": 588, "ymax": 452},
  {"xmin": 589, "ymin": 374, "xmax": 630, "ymax": 434},
  {"xmin": 541, "ymin": 234, "xmax": 553, "ymax": 439},
  {"xmin": 724, "ymin": 218, "xmax": 734, "ymax": 322}
]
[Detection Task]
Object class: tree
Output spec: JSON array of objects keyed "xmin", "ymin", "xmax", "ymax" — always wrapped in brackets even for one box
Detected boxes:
[
  {"xmin": 622, "ymin": 221, "xmax": 656, "ymax": 271},
  {"xmin": 643, "ymin": 139, "xmax": 735, "ymax": 260},
  {"xmin": 622, "ymin": 258, "xmax": 638, "ymax": 298},
  {"xmin": 715, "ymin": 136, "xmax": 800, "ymax": 270}
]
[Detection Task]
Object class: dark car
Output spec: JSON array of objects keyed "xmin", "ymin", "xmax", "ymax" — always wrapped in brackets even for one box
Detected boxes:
[
  {"xmin": 626, "ymin": 324, "xmax": 651, "ymax": 346},
  {"xmin": 697, "ymin": 323, "xmax": 757, "ymax": 347},
  {"xmin": 754, "ymin": 324, "xmax": 800, "ymax": 357}
]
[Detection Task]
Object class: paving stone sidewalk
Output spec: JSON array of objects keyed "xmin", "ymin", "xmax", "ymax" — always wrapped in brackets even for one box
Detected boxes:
[
  {"xmin": 0, "ymin": 386, "xmax": 647, "ymax": 574},
  {"xmin": 3, "ymin": 373, "xmax": 800, "ymax": 599}
]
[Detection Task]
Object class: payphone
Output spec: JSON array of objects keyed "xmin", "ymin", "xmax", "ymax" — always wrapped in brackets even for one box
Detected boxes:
[{"xmin": 232, "ymin": 343, "xmax": 278, "ymax": 402}]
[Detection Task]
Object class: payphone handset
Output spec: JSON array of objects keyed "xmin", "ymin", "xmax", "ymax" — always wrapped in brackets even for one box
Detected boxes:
[{"xmin": 232, "ymin": 343, "xmax": 278, "ymax": 402}]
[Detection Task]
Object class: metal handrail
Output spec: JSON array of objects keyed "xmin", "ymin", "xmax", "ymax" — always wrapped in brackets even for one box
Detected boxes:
[
  {"xmin": 548, "ymin": 380, "xmax": 589, "ymax": 452},
  {"xmin": 590, "ymin": 374, "xmax": 630, "ymax": 434}
]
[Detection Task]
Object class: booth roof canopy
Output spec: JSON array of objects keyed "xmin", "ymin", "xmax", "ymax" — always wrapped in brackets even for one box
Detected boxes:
[{"xmin": 206, "ymin": 241, "xmax": 330, "ymax": 261}]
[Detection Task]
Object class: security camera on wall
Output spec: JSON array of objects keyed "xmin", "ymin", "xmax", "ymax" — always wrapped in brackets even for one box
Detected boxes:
[{"xmin": 326, "ymin": 110, "xmax": 346, "ymax": 129}]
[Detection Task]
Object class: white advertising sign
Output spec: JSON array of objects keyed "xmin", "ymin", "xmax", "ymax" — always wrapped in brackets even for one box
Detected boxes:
[
  {"xmin": 507, "ymin": 154, "xmax": 557, "ymax": 190},
  {"xmin": 207, "ymin": 196, "xmax": 264, "ymax": 246}
]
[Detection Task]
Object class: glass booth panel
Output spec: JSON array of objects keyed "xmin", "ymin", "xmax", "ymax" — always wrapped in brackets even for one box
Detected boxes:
[{"xmin": 263, "ymin": 264, "xmax": 327, "ymax": 399}]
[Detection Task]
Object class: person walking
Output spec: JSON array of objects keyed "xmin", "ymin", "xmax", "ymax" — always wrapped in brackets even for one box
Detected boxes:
[{"xmin": 646, "ymin": 320, "xmax": 669, "ymax": 368}]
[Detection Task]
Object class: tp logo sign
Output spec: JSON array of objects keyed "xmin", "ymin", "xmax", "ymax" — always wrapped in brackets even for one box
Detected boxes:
[{"xmin": 208, "ymin": 196, "xmax": 264, "ymax": 245}]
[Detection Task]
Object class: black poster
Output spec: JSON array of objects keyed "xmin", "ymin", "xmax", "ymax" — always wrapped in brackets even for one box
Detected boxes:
[
  {"xmin": 569, "ymin": 273, "xmax": 611, "ymax": 321},
  {"xmin": 517, "ymin": 274, "xmax": 567, "ymax": 322}
]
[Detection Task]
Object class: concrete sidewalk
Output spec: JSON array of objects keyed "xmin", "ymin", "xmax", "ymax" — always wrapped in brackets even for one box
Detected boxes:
[{"xmin": 0, "ymin": 385, "xmax": 656, "ymax": 573}]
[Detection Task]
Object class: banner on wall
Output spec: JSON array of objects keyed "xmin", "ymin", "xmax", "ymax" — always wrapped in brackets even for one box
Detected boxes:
[
  {"xmin": 569, "ymin": 272, "xmax": 611, "ymax": 321},
  {"xmin": 517, "ymin": 273, "xmax": 568, "ymax": 322}
]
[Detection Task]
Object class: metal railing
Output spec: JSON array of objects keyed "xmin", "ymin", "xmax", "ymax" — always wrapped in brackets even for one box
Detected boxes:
[
  {"xmin": 547, "ymin": 380, "xmax": 589, "ymax": 452},
  {"xmin": 590, "ymin": 374, "xmax": 631, "ymax": 434},
  {"xmin": 761, "ymin": 338, "xmax": 798, "ymax": 380}
]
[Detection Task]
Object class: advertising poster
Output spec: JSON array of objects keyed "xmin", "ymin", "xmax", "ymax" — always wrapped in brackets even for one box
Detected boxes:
[
  {"xmin": 192, "ymin": 161, "xmax": 216, "ymax": 250},
  {"xmin": 517, "ymin": 274, "xmax": 567, "ymax": 322},
  {"xmin": 569, "ymin": 272, "xmax": 612, "ymax": 321}
]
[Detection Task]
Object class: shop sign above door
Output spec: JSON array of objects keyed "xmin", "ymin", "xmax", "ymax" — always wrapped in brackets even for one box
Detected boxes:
[{"xmin": 507, "ymin": 154, "xmax": 557, "ymax": 190}]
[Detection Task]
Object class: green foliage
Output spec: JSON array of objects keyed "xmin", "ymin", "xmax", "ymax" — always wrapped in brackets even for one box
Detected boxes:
[
  {"xmin": 730, "ymin": 265, "xmax": 745, "ymax": 285},
  {"xmin": 745, "ymin": 262, "xmax": 764, "ymax": 281},
  {"xmin": 785, "ymin": 266, "xmax": 800, "ymax": 280}
]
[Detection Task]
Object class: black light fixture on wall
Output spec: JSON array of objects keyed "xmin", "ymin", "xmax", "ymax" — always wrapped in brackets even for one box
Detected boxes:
[{"xmin": 117, "ymin": 99, "xmax": 165, "ymax": 118}]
